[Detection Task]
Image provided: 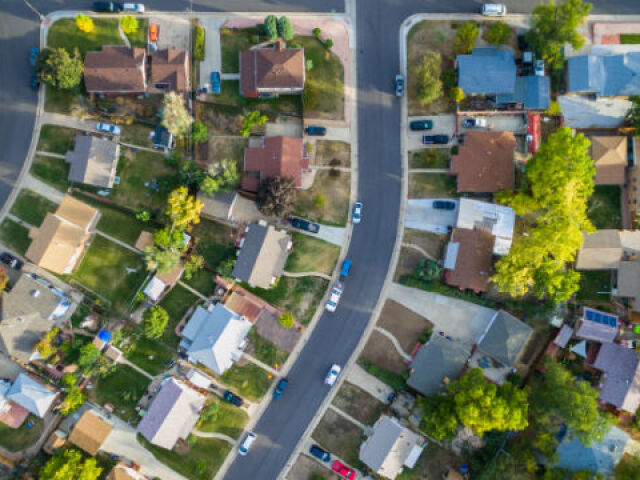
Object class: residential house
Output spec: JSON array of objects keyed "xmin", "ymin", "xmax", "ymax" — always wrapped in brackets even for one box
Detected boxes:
[
  {"xmin": 25, "ymin": 195, "xmax": 100, "ymax": 275},
  {"xmin": 576, "ymin": 307, "xmax": 618, "ymax": 343},
  {"xmin": 0, "ymin": 379, "xmax": 30, "ymax": 428},
  {"xmin": 450, "ymin": 131, "xmax": 516, "ymax": 193},
  {"xmin": 43, "ymin": 430, "xmax": 67, "ymax": 454},
  {"xmin": 556, "ymin": 426, "xmax": 630, "ymax": 476},
  {"xmin": 495, "ymin": 75, "xmax": 551, "ymax": 110},
  {"xmin": 0, "ymin": 273, "xmax": 70, "ymax": 364},
  {"xmin": 68, "ymin": 410, "xmax": 113, "ymax": 456},
  {"xmin": 239, "ymin": 40, "xmax": 305, "ymax": 97},
  {"xmin": 107, "ymin": 463, "xmax": 152, "ymax": 480},
  {"xmin": 5, "ymin": 374, "xmax": 57, "ymax": 418},
  {"xmin": 84, "ymin": 46, "xmax": 147, "ymax": 94},
  {"xmin": 589, "ymin": 136, "xmax": 628, "ymax": 185},
  {"xmin": 591, "ymin": 342, "xmax": 640, "ymax": 413},
  {"xmin": 457, "ymin": 47, "xmax": 516, "ymax": 96},
  {"xmin": 568, "ymin": 52, "xmax": 640, "ymax": 97},
  {"xmin": 137, "ymin": 377, "xmax": 205, "ymax": 449},
  {"xmin": 179, "ymin": 303, "xmax": 253, "ymax": 375},
  {"xmin": 359, "ymin": 416, "xmax": 424, "ymax": 479},
  {"xmin": 198, "ymin": 191, "xmax": 238, "ymax": 221},
  {"xmin": 232, "ymin": 222, "xmax": 292, "ymax": 289},
  {"xmin": 241, "ymin": 136, "xmax": 309, "ymax": 193},
  {"xmin": 407, "ymin": 335, "xmax": 470, "ymax": 396},
  {"xmin": 455, "ymin": 198, "xmax": 515, "ymax": 255},
  {"xmin": 443, "ymin": 227, "xmax": 495, "ymax": 293},
  {"xmin": 65, "ymin": 135, "xmax": 120, "ymax": 188},
  {"xmin": 150, "ymin": 49, "xmax": 190, "ymax": 93}
]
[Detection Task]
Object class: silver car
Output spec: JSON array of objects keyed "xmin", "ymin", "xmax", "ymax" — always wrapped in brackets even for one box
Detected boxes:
[{"xmin": 96, "ymin": 122, "xmax": 122, "ymax": 135}]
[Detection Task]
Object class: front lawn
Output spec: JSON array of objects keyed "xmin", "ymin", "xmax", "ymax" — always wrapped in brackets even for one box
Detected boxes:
[
  {"xmin": 220, "ymin": 28, "xmax": 255, "ymax": 73},
  {"xmin": 91, "ymin": 364, "xmax": 150, "ymax": 423},
  {"xmin": 312, "ymin": 409, "xmax": 365, "ymax": 469},
  {"xmin": 220, "ymin": 362, "xmax": 273, "ymax": 402},
  {"xmin": 10, "ymin": 189, "xmax": 58, "ymax": 226},
  {"xmin": 44, "ymin": 85, "xmax": 85, "ymax": 115},
  {"xmin": 197, "ymin": 396, "xmax": 248, "ymax": 439},
  {"xmin": 30, "ymin": 155, "xmax": 71, "ymax": 191},
  {"xmin": 190, "ymin": 219, "xmax": 236, "ymax": 269},
  {"xmin": 125, "ymin": 334, "xmax": 176, "ymax": 376},
  {"xmin": 410, "ymin": 148, "xmax": 450, "ymax": 169},
  {"xmin": 587, "ymin": 185, "xmax": 622, "ymax": 229},
  {"xmin": 247, "ymin": 329, "xmax": 289, "ymax": 368},
  {"xmin": 313, "ymin": 140, "xmax": 351, "ymax": 167},
  {"xmin": 357, "ymin": 357, "xmax": 407, "ymax": 391},
  {"xmin": 37, "ymin": 125, "xmax": 78, "ymax": 154},
  {"xmin": 294, "ymin": 170, "xmax": 350, "ymax": 226},
  {"xmin": 408, "ymin": 173, "xmax": 457, "ymax": 198},
  {"xmin": 47, "ymin": 18, "xmax": 124, "ymax": 56},
  {"xmin": 332, "ymin": 382, "xmax": 386, "ymax": 426},
  {"xmin": 285, "ymin": 233, "xmax": 340, "ymax": 275},
  {"xmin": 125, "ymin": 19, "xmax": 148, "ymax": 48},
  {"xmin": 159, "ymin": 285, "xmax": 199, "ymax": 348},
  {"xmin": 0, "ymin": 415, "xmax": 44, "ymax": 451},
  {"xmin": 0, "ymin": 219, "xmax": 31, "ymax": 255}
]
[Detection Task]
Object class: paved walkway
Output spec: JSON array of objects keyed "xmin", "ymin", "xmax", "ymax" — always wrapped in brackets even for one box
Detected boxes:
[
  {"xmin": 118, "ymin": 357, "xmax": 153, "ymax": 380},
  {"xmin": 221, "ymin": 73, "xmax": 240, "ymax": 80},
  {"xmin": 345, "ymin": 364, "xmax": 394, "ymax": 404},
  {"xmin": 373, "ymin": 326, "xmax": 412, "ymax": 361},
  {"xmin": 310, "ymin": 166, "xmax": 352, "ymax": 173},
  {"xmin": 177, "ymin": 280, "xmax": 209, "ymax": 301},
  {"xmin": 408, "ymin": 168, "xmax": 449, "ymax": 173},
  {"xmin": 283, "ymin": 271, "xmax": 332, "ymax": 281},
  {"xmin": 35, "ymin": 150, "xmax": 65, "ymax": 159},
  {"xmin": 119, "ymin": 141, "xmax": 163, "ymax": 154},
  {"xmin": 199, "ymin": 17, "xmax": 226, "ymax": 88},
  {"xmin": 192, "ymin": 430, "xmax": 236, "ymax": 444},
  {"xmin": 22, "ymin": 174, "xmax": 65, "ymax": 203},
  {"xmin": 96, "ymin": 230, "xmax": 141, "ymax": 254},
  {"xmin": 117, "ymin": 21, "xmax": 131, "ymax": 47},
  {"xmin": 243, "ymin": 353, "xmax": 280, "ymax": 376},
  {"xmin": 41, "ymin": 112, "xmax": 100, "ymax": 132},
  {"xmin": 401, "ymin": 242, "xmax": 435, "ymax": 260}
]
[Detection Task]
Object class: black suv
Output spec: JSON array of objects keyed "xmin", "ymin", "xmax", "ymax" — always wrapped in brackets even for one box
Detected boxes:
[
  {"xmin": 422, "ymin": 134, "xmax": 449, "ymax": 145},
  {"xmin": 93, "ymin": 2, "xmax": 123, "ymax": 12},
  {"xmin": 288, "ymin": 216, "xmax": 320, "ymax": 233},
  {"xmin": 223, "ymin": 390, "xmax": 243, "ymax": 407}
]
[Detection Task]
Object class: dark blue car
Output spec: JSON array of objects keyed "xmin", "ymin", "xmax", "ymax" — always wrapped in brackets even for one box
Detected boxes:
[
  {"xmin": 309, "ymin": 445, "xmax": 331, "ymax": 462},
  {"xmin": 211, "ymin": 71, "xmax": 221, "ymax": 93},
  {"xmin": 340, "ymin": 258, "xmax": 352, "ymax": 277},
  {"xmin": 273, "ymin": 378, "xmax": 288, "ymax": 399},
  {"xmin": 29, "ymin": 47, "xmax": 39, "ymax": 67}
]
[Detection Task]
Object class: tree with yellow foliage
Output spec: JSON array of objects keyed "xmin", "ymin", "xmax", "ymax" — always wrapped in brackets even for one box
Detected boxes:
[{"xmin": 75, "ymin": 14, "xmax": 95, "ymax": 33}]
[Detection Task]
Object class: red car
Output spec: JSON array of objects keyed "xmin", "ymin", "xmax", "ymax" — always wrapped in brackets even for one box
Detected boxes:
[
  {"xmin": 332, "ymin": 461, "xmax": 355, "ymax": 480},
  {"xmin": 149, "ymin": 24, "xmax": 159, "ymax": 42}
]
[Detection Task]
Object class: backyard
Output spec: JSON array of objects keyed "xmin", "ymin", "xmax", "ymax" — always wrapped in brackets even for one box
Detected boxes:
[
  {"xmin": 397, "ymin": 442, "xmax": 464, "ymax": 480},
  {"xmin": 125, "ymin": 333, "xmax": 176, "ymax": 376},
  {"xmin": 205, "ymin": 137, "xmax": 247, "ymax": 168},
  {"xmin": 0, "ymin": 415, "xmax": 44, "ymax": 452},
  {"xmin": 190, "ymin": 219, "xmax": 237, "ymax": 268},
  {"xmin": 196, "ymin": 396, "xmax": 248, "ymax": 439},
  {"xmin": 10, "ymin": 189, "xmax": 58, "ymax": 226},
  {"xmin": 220, "ymin": 361, "xmax": 273, "ymax": 402},
  {"xmin": 0, "ymin": 219, "xmax": 31, "ymax": 255},
  {"xmin": 408, "ymin": 173, "xmax": 457, "ymax": 198},
  {"xmin": 30, "ymin": 155, "xmax": 71, "ymax": 192},
  {"xmin": 37, "ymin": 125, "xmax": 78, "ymax": 154},
  {"xmin": 313, "ymin": 140, "xmax": 351, "ymax": 167},
  {"xmin": 159, "ymin": 285, "xmax": 199, "ymax": 348},
  {"xmin": 409, "ymin": 148, "xmax": 450, "ymax": 169},
  {"xmin": 312, "ymin": 409, "xmax": 365, "ymax": 469},
  {"xmin": 120, "ymin": 122, "xmax": 154, "ymax": 147},
  {"xmin": 587, "ymin": 185, "xmax": 622, "ymax": 229},
  {"xmin": 91, "ymin": 364, "xmax": 150, "ymax": 423},
  {"xmin": 332, "ymin": 382, "xmax": 386, "ymax": 426},
  {"xmin": 576, "ymin": 270, "xmax": 613, "ymax": 310},
  {"xmin": 285, "ymin": 233, "xmax": 340, "ymax": 275},
  {"xmin": 47, "ymin": 18, "xmax": 124, "ymax": 55},
  {"xmin": 294, "ymin": 171, "xmax": 350, "ymax": 226}
]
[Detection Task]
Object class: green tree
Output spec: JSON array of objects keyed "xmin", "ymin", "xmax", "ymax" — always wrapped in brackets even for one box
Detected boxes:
[
  {"xmin": 216, "ymin": 256, "xmax": 235, "ymax": 278},
  {"xmin": 144, "ymin": 246, "xmax": 182, "ymax": 274},
  {"xmin": 455, "ymin": 23, "xmax": 479, "ymax": 54},
  {"xmin": 626, "ymin": 96, "xmax": 640, "ymax": 134},
  {"xmin": 526, "ymin": 0, "xmax": 592, "ymax": 69},
  {"xmin": 615, "ymin": 454, "xmax": 640, "ymax": 480},
  {"xmin": 59, "ymin": 386, "xmax": 86, "ymax": 415},
  {"xmin": 418, "ymin": 394, "xmax": 459, "ymax": 441},
  {"xmin": 256, "ymin": 176, "xmax": 297, "ymax": 217},
  {"xmin": 136, "ymin": 208, "xmax": 151, "ymax": 222},
  {"xmin": 143, "ymin": 306, "xmax": 170, "ymax": 339},
  {"xmin": 486, "ymin": 21, "xmax": 512, "ymax": 45},
  {"xmin": 36, "ymin": 327, "xmax": 59, "ymax": 360},
  {"xmin": 240, "ymin": 111, "xmax": 268, "ymax": 138},
  {"xmin": 546, "ymin": 100, "xmax": 563, "ymax": 115},
  {"xmin": 62, "ymin": 373, "xmax": 78, "ymax": 387},
  {"xmin": 264, "ymin": 15, "xmax": 278, "ymax": 39},
  {"xmin": 120, "ymin": 15, "xmax": 138, "ymax": 34},
  {"xmin": 200, "ymin": 159, "xmax": 239, "ymax": 195},
  {"xmin": 192, "ymin": 121, "xmax": 209, "ymax": 143},
  {"xmin": 77, "ymin": 343, "xmax": 101, "ymax": 372},
  {"xmin": 166, "ymin": 186, "xmax": 203, "ymax": 229},
  {"xmin": 449, "ymin": 86, "xmax": 465, "ymax": 103},
  {"xmin": 183, "ymin": 254, "xmax": 204, "ymax": 280},
  {"xmin": 153, "ymin": 226, "xmax": 188, "ymax": 252},
  {"xmin": 413, "ymin": 51, "xmax": 443, "ymax": 106},
  {"xmin": 161, "ymin": 92, "xmax": 193, "ymax": 137},
  {"xmin": 325, "ymin": 38, "xmax": 333, "ymax": 49},
  {"xmin": 278, "ymin": 16, "xmax": 295, "ymax": 41},
  {"xmin": 279, "ymin": 313, "xmax": 294, "ymax": 329},
  {"xmin": 39, "ymin": 449, "xmax": 102, "ymax": 480},
  {"xmin": 36, "ymin": 47, "xmax": 83, "ymax": 90},
  {"xmin": 75, "ymin": 14, "xmax": 95, "ymax": 33}
]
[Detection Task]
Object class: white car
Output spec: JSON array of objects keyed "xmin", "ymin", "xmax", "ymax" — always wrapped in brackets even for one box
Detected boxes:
[
  {"xmin": 238, "ymin": 432, "xmax": 256, "ymax": 456},
  {"xmin": 325, "ymin": 282, "xmax": 343, "ymax": 313},
  {"xmin": 481, "ymin": 3, "xmax": 507, "ymax": 16},
  {"xmin": 352, "ymin": 202, "xmax": 363, "ymax": 224},
  {"xmin": 96, "ymin": 122, "xmax": 122, "ymax": 135},
  {"xmin": 123, "ymin": 3, "xmax": 145, "ymax": 12},
  {"xmin": 325, "ymin": 364, "xmax": 341, "ymax": 386}
]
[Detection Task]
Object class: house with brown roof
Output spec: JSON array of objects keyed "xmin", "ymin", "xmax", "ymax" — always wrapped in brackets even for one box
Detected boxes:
[
  {"xmin": 590, "ymin": 136, "xmax": 627, "ymax": 185},
  {"xmin": 450, "ymin": 131, "xmax": 516, "ymax": 193},
  {"xmin": 68, "ymin": 410, "xmax": 113, "ymax": 456},
  {"xmin": 241, "ymin": 136, "xmax": 309, "ymax": 193},
  {"xmin": 239, "ymin": 40, "xmax": 305, "ymax": 97},
  {"xmin": 65, "ymin": 135, "xmax": 119, "ymax": 188},
  {"xmin": 107, "ymin": 463, "xmax": 151, "ymax": 480},
  {"xmin": 443, "ymin": 227, "xmax": 495, "ymax": 293},
  {"xmin": 150, "ymin": 49, "xmax": 190, "ymax": 93},
  {"xmin": 84, "ymin": 46, "xmax": 147, "ymax": 94},
  {"xmin": 26, "ymin": 195, "xmax": 100, "ymax": 275}
]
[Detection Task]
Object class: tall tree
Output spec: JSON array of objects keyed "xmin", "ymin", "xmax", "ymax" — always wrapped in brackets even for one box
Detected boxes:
[
  {"xmin": 278, "ymin": 16, "xmax": 295, "ymax": 41},
  {"xmin": 144, "ymin": 245, "xmax": 182, "ymax": 274},
  {"xmin": 200, "ymin": 160, "xmax": 239, "ymax": 195},
  {"xmin": 454, "ymin": 23, "xmax": 479, "ymax": 54},
  {"xmin": 418, "ymin": 394, "xmax": 459, "ymax": 441},
  {"xmin": 35, "ymin": 328, "xmax": 59, "ymax": 360},
  {"xmin": 75, "ymin": 14, "xmax": 95, "ymax": 33},
  {"xmin": 120, "ymin": 15, "xmax": 139, "ymax": 35},
  {"xmin": 486, "ymin": 21, "xmax": 512, "ymax": 45},
  {"xmin": 36, "ymin": 47, "xmax": 84, "ymax": 90},
  {"xmin": 161, "ymin": 92, "xmax": 193, "ymax": 137},
  {"xmin": 77, "ymin": 343, "xmax": 101, "ymax": 372},
  {"xmin": 59, "ymin": 385, "xmax": 86, "ymax": 415},
  {"xmin": 240, "ymin": 111, "xmax": 268, "ymax": 138},
  {"xmin": 166, "ymin": 186, "xmax": 203, "ymax": 229},
  {"xmin": 39, "ymin": 449, "xmax": 102, "ymax": 480},
  {"xmin": 183, "ymin": 254, "xmax": 204, "ymax": 280},
  {"xmin": 143, "ymin": 306, "xmax": 169, "ymax": 339},
  {"xmin": 256, "ymin": 176, "xmax": 297, "ymax": 217},
  {"xmin": 413, "ymin": 51, "xmax": 443, "ymax": 107},
  {"xmin": 264, "ymin": 15, "xmax": 278, "ymax": 39}
]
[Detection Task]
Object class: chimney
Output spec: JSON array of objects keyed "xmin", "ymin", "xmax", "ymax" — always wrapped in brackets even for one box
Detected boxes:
[{"xmin": 30, "ymin": 289, "xmax": 41, "ymax": 298}]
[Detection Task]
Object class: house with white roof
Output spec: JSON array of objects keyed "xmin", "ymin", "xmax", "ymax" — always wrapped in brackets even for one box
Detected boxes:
[
  {"xmin": 5, "ymin": 373, "xmax": 57, "ymax": 418},
  {"xmin": 455, "ymin": 198, "xmax": 515, "ymax": 255}
]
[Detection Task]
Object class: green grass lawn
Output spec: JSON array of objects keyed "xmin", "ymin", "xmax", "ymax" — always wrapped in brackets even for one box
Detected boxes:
[
  {"xmin": 47, "ymin": 18, "xmax": 124, "ymax": 56},
  {"xmin": 577, "ymin": 270, "xmax": 612, "ymax": 305},
  {"xmin": 587, "ymin": 185, "xmax": 622, "ymax": 229},
  {"xmin": 68, "ymin": 235, "xmax": 147, "ymax": 309},
  {"xmin": 44, "ymin": 85, "xmax": 85, "ymax": 115},
  {"xmin": 37, "ymin": 125, "xmax": 78, "ymax": 154},
  {"xmin": 197, "ymin": 396, "xmax": 248, "ymax": 439},
  {"xmin": 408, "ymin": 173, "xmax": 457, "ymax": 198},
  {"xmin": 0, "ymin": 219, "xmax": 31, "ymax": 255},
  {"xmin": 621, "ymin": 34, "xmax": 640, "ymax": 44},
  {"xmin": 221, "ymin": 363, "xmax": 273, "ymax": 401},
  {"xmin": 120, "ymin": 122, "xmax": 153, "ymax": 147},
  {"xmin": 125, "ymin": 334, "xmax": 176, "ymax": 376},
  {"xmin": 183, "ymin": 269, "xmax": 216, "ymax": 297},
  {"xmin": 92, "ymin": 364, "xmax": 150, "ymax": 423},
  {"xmin": 244, "ymin": 276, "xmax": 328, "ymax": 326},
  {"xmin": 0, "ymin": 415, "xmax": 44, "ymax": 451},
  {"xmin": 30, "ymin": 155, "xmax": 71, "ymax": 191},
  {"xmin": 357, "ymin": 357, "xmax": 407, "ymax": 391},
  {"xmin": 410, "ymin": 148, "xmax": 450, "ymax": 169},
  {"xmin": 215, "ymin": 80, "xmax": 302, "ymax": 114},
  {"xmin": 294, "ymin": 171, "xmax": 350, "ymax": 226},
  {"xmin": 285, "ymin": 233, "xmax": 340, "ymax": 275},
  {"xmin": 138, "ymin": 434, "xmax": 231, "ymax": 480},
  {"xmin": 220, "ymin": 28, "xmax": 256, "ymax": 73},
  {"xmin": 190, "ymin": 219, "xmax": 236, "ymax": 269},
  {"xmin": 124, "ymin": 18, "xmax": 148, "ymax": 48},
  {"xmin": 10, "ymin": 189, "xmax": 58, "ymax": 226},
  {"xmin": 247, "ymin": 329, "xmax": 289, "ymax": 368},
  {"xmin": 159, "ymin": 285, "xmax": 199, "ymax": 348}
]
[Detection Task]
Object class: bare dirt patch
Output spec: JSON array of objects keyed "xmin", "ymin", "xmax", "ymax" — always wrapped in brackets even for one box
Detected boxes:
[
  {"xmin": 206, "ymin": 137, "xmax": 248, "ymax": 169},
  {"xmin": 399, "ymin": 442, "xmax": 464, "ymax": 480},
  {"xmin": 295, "ymin": 170, "xmax": 350, "ymax": 226},
  {"xmin": 377, "ymin": 300, "xmax": 432, "ymax": 354},
  {"xmin": 394, "ymin": 247, "xmax": 423, "ymax": 282},
  {"xmin": 312, "ymin": 409, "xmax": 364, "ymax": 467},
  {"xmin": 313, "ymin": 140, "xmax": 351, "ymax": 167},
  {"xmin": 332, "ymin": 382, "xmax": 386, "ymax": 426},
  {"xmin": 361, "ymin": 331, "xmax": 408, "ymax": 374},
  {"xmin": 403, "ymin": 228, "xmax": 448, "ymax": 260},
  {"xmin": 287, "ymin": 454, "xmax": 340, "ymax": 480}
]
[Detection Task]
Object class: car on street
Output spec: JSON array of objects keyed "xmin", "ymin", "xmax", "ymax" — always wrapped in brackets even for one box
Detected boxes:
[
  {"xmin": 332, "ymin": 461, "xmax": 356, "ymax": 480},
  {"xmin": 149, "ymin": 23, "xmax": 159, "ymax": 43},
  {"xmin": 395, "ymin": 74, "xmax": 405, "ymax": 97},
  {"xmin": 96, "ymin": 122, "xmax": 122, "ymax": 135},
  {"xmin": 210, "ymin": 71, "xmax": 221, "ymax": 94},
  {"xmin": 0, "ymin": 252, "xmax": 23, "ymax": 271},
  {"xmin": 409, "ymin": 119, "xmax": 433, "ymax": 131},
  {"xmin": 238, "ymin": 432, "xmax": 256, "ymax": 456},
  {"xmin": 288, "ymin": 216, "xmax": 320, "ymax": 233},
  {"xmin": 422, "ymin": 135, "xmax": 449, "ymax": 145},
  {"xmin": 93, "ymin": 2, "xmax": 123, "ymax": 12},
  {"xmin": 325, "ymin": 281, "xmax": 343, "ymax": 312},
  {"xmin": 29, "ymin": 47, "xmax": 39, "ymax": 67},
  {"xmin": 273, "ymin": 378, "xmax": 288, "ymax": 399},
  {"xmin": 481, "ymin": 3, "xmax": 507, "ymax": 16},
  {"xmin": 223, "ymin": 390, "xmax": 244, "ymax": 407},
  {"xmin": 30, "ymin": 74, "xmax": 40, "ymax": 90},
  {"xmin": 340, "ymin": 258, "xmax": 352, "ymax": 277},
  {"xmin": 309, "ymin": 445, "xmax": 331, "ymax": 462},
  {"xmin": 324, "ymin": 364, "xmax": 341, "ymax": 386},
  {"xmin": 304, "ymin": 126, "xmax": 327, "ymax": 136},
  {"xmin": 123, "ymin": 3, "xmax": 145, "ymax": 12},
  {"xmin": 352, "ymin": 202, "xmax": 362, "ymax": 224},
  {"xmin": 462, "ymin": 117, "xmax": 489, "ymax": 128},
  {"xmin": 534, "ymin": 59, "xmax": 545, "ymax": 76},
  {"xmin": 433, "ymin": 200, "xmax": 456, "ymax": 210}
]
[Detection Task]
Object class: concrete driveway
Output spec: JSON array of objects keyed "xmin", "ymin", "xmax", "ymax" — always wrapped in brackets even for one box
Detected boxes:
[
  {"xmin": 198, "ymin": 17, "xmax": 226, "ymax": 89},
  {"xmin": 458, "ymin": 113, "xmax": 526, "ymax": 134},
  {"xmin": 407, "ymin": 114, "xmax": 455, "ymax": 150},
  {"xmin": 405, "ymin": 198, "xmax": 457, "ymax": 233},
  {"xmin": 0, "ymin": 352, "xmax": 26, "ymax": 382},
  {"xmin": 149, "ymin": 15, "xmax": 190, "ymax": 51},
  {"xmin": 266, "ymin": 120, "xmax": 303, "ymax": 138}
]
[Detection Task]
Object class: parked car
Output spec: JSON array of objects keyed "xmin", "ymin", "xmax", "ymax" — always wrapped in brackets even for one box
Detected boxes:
[
  {"xmin": 324, "ymin": 364, "xmax": 341, "ymax": 386},
  {"xmin": 352, "ymin": 202, "xmax": 363, "ymax": 224},
  {"xmin": 0, "ymin": 252, "xmax": 23, "ymax": 271},
  {"xmin": 29, "ymin": 47, "xmax": 39, "ymax": 67},
  {"xmin": 96, "ymin": 122, "xmax": 122, "ymax": 135},
  {"xmin": 462, "ymin": 117, "xmax": 489, "ymax": 128},
  {"xmin": 332, "ymin": 461, "xmax": 356, "ymax": 480},
  {"xmin": 149, "ymin": 23, "xmax": 159, "ymax": 43},
  {"xmin": 422, "ymin": 135, "xmax": 449, "ymax": 145},
  {"xmin": 340, "ymin": 258, "xmax": 352, "ymax": 277},
  {"xmin": 288, "ymin": 216, "xmax": 320, "ymax": 233},
  {"xmin": 210, "ymin": 71, "xmax": 221, "ymax": 94},
  {"xmin": 481, "ymin": 3, "xmax": 507, "ymax": 16},
  {"xmin": 30, "ymin": 74, "xmax": 40, "ymax": 90},
  {"xmin": 395, "ymin": 74, "xmax": 405, "ymax": 97},
  {"xmin": 325, "ymin": 281, "xmax": 343, "ymax": 312},
  {"xmin": 534, "ymin": 59, "xmax": 545, "ymax": 76},
  {"xmin": 309, "ymin": 445, "xmax": 331, "ymax": 462},
  {"xmin": 223, "ymin": 390, "xmax": 244, "ymax": 407},
  {"xmin": 409, "ymin": 119, "xmax": 433, "ymax": 131},
  {"xmin": 273, "ymin": 378, "xmax": 288, "ymax": 399},
  {"xmin": 433, "ymin": 200, "xmax": 456, "ymax": 210},
  {"xmin": 304, "ymin": 126, "xmax": 327, "ymax": 136},
  {"xmin": 93, "ymin": 2, "xmax": 123, "ymax": 12},
  {"xmin": 238, "ymin": 432, "xmax": 256, "ymax": 456},
  {"xmin": 123, "ymin": 3, "xmax": 145, "ymax": 12}
]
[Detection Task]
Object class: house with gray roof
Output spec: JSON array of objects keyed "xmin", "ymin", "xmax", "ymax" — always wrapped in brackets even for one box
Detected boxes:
[
  {"xmin": 65, "ymin": 135, "xmax": 119, "ymax": 188},
  {"xmin": 137, "ymin": 377, "xmax": 205, "ymax": 449},
  {"xmin": 232, "ymin": 222, "xmax": 292, "ymax": 289},
  {"xmin": 6, "ymin": 373, "xmax": 57, "ymax": 418},
  {"xmin": 576, "ymin": 307, "xmax": 618, "ymax": 343},
  {"xmin": 179, "ymin": 303, "xmax": 252, "ymax": 375},
  {"xmin": 495, "ymin": 75, "xmax": 550, "ymax": 110},
  {"xmin": 359, "ymin": 416, "xmax": 424, "ymax": 479},
  {"xmin": 556, "ymin": 426, "xmax": 629, "ymax": 476},
  {"xmin": 591, "ymin": 342, "xmax": 640, "ymax": 413},
  {"xmin": 457, "ymin": 47, "xmax": 516, "ymax": 96},
  {"xmin": 568, "ymin": 53, "xmax": 640, "ymax": 97}
]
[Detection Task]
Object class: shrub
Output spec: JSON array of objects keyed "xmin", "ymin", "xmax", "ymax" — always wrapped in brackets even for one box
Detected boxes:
[
  {"xmin": 419, "ymin": 327, "xmax": 433, "ymax": 344},
  {"xmin": 192, "ymin": 121, "xmax": 208, "ymax": 143},
  {"xmin": 252, "ymin": 35, "xmax": 260, "ymax": 44},
  {"xmin": 120, "ymin": 15, "xmax": 138, "ymax": 35},
  {"xmin": 455, "ymin": 23, "xmax": 479, "ymax": 54},
  {"xmin": 450, "ymin": 87, "xmax": 465, "ymax": 103},
  {"xmin": 75, "ymin": 14, "xmax": 94, "ymax": 33},
  {"xmin": 325, "ymin": 38, "xmax": 334, "ymax": 49},
  {"xmin": 546, "ymin": 100, "xmax": 562, "ymax": 115},
  {"xmin": 305, "ymin": 59, "xmax": 313, "ymax": 71},
  {"xmin": 312, "ymin": 27, "xmax": 322, "ymax": 36},
  {"xmin": 486, "ymin": 21, "xmax": 512, "ymax": 45},
  {"xmin": 442, "ymin": 69, "xmax": 457, "ymax": 89},
  {"xmin": 313, "ymin": 194, "xmax": 326, "ymax": 209},
  {"xmin": 264, "ymin": 15, "xmax": 278, "ymax": 39},
  {"xmin": 143, "ymin": 306, "xmax": 169, "ymax": 339},
  {"xmin": 279, "ymin": 313, "xmax": 294, "ymax": 329},
  {"xmin": 414, "ymin": 51, "xmax": 443, "ymax": 106},
  {"xmin": 194, "ymin": 25, "xmax": 205, "ymax": 60},
  {"xmin": 278, "ymin": 16, "xmax": 295, "ymax": 41}
]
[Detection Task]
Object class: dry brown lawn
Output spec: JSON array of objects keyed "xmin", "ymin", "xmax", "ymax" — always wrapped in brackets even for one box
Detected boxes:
[
  {"xmin": 288, "ymin": 454, "xmax": 341, "ymax": 480},
  {"xmin": 312, "ymin": 409, "xmax": 364, "ymax": 466},
  {"xmin": 394, "ymin": 247, "xmax": 423, "ymax": 281},
  {"xmin": 377, "ymin": 300, "xmax": 432, "ymax": 353},
  {"xmin": 295, "ymin": 170, "xmax": 350, "ymax": 226},
  {"xmin": 206, "ymin": 137, "xmax": 248, "ymax": 169},
  {"xmin": 403, "ymin": 228, "xmax": 448, "ymax": 260},
  {"xmin": 361, "ymin": 331, "xmax": 408, "ymax": 374},
  {"xmin": 313, "ymin": 140, "xmax": 351, "ymax": 167},
  {"xmin": 332, "ymin": 382, "xmax": 386, "ymax": 426}
]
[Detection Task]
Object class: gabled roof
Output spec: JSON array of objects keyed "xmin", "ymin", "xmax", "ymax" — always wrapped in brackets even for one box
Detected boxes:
[
  {"xmin": 495, "ymin": 75, "xmax": 550, "ymax": 109},
  {"xmin": 568, "ymin": 53, "xmax": 640, "ymax": 97},
  {"xmin": 68, "ymin": 410, "xmax": 113, "ymax": 456},
  {"xmin": 151, "ymin": 49, "xmax": 189, "ymax": 92},
  {"xmin": 136, "ymin": 378, "xmax": 205, "ymax": 449},
  {"xmin": 444, "ymin": 228, "xmax": 495, "ymax": 292},
  {"xmin": 6, "ymin": 374, "xmax": 56, "ymax": 418},
  {"xmin": 84, "ymin": 46, "xmax": 147, "ymax": 93},
  {"xmin": 554, "ymin": 324, "xmax": 574, "ymax": 348},
  {"xmin": 65, "ymin": 135, "xmax": 119, "ymax": 188},
  {"xmin": 575, "ymin": 230, "xmax": 623, "ymax": 270},
  {"xmin": 198, "ymin": 191, "xmax": 237, "ymax": 220},
  {"xmin": 590, "ymin": 136, "xmax": 627, "ymax": 185},
  {"xmin": 450, "ymin": 131, "xmax": 516, "ymax": 192},
  {"xmin": 180, "ymin": 304, "xmax": 253, "ymax": 375},
  {"xmin": 616, "ymin": 260, "xmax": 640, "ymax": 311},
  {"xmin": 593, "ymin": 342, "xmax": 640, "ymax": 413},
  {"xmin": 477, "ymin": 310, "xmax": 533, "ymax": 367},
  {"xmin": 556, "ymin": 426, "xmax": 629, "ymax": 475},
  {"xmin": 241, "ymin": 136, "xmax": 307, "ymax": 192},
  {"xmin": 240, "ymin": 42, "xmax": 305, "ymax": 96},
  {"xmin": 457, "ymin": 47, "xmax": 516, "ymax": 95},
  {"xmin": 455, "ymin": 198, "xmax": 515, "ymax": 255}
]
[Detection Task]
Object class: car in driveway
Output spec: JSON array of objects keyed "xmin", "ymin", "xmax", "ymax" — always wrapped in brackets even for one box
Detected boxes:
[
  {"xmin": 304, "ymin": 126, "xmax": 327, "ymax": 136},
  {"xmin": 273, "ymin": 378, "xmax": 288, "ymax": 399},
  {"xmin": 123, "ymin": 3, "xmax": 144, "ymax": 12},
  {"xmin": 325, "ymin": 281, "xmax": 343, "ymax": 312},
  {"xmin": 238, "ymin": 432, "xmax": 256, "ymax": 456},
  {"xmin": 223, "ymin": 390, "xmax": 244, "ymax": 407},
  {"xmin": 433, "ymin": 200, "xmax": 456, "ymax": 210},
  {"xmin": 352, "ymin": 202, "xmax": 362, "ymax": 224},
  {"xmin": 332, "ymin": 461, "xmax": 355, "ymax": 480},
  {"xmin": 0, "ymin": 252, "xmax": 23, "ymax": 271},
  {"xmin": 422, "ymin": 135, "xmax": 449, "ymax": 145},
  {"xmin": 29, "ymin": 47, "xmax": 39, "ymax": 67},
  {"xmin": 288, "ymin": 216, "xmax": 320, "ymax": 233},
  {"xmin": 97, "ymin": 122, "xmax": 122, "ymax": 135},
  {"xmin": 395, "ymin": 74, "xmax": 405, "ymax": 97},
  {"xmin": 149, "ymin": 23, "xmax": 159, "ymax": 43},
  {"xmin": 93, "ymin": 1, "xmax": 123, "ymax": 12},
  {"xmin": 462, "ymin": 118, "xmax": 488, "ymax": 128},
  {"xmin": 324, "ymin": 364, "xmax": 341, "ymax": 386},
  {"xmin": 309, "ymin": 445, "xmax": 331, "ymax": 462},
  {"xmin": 409, "ymin": 119, "xmax": 433, "ymax": 131},
  {"xmin": 210, "ymin": 71, "xmax": 221, "ymax": 94}
]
